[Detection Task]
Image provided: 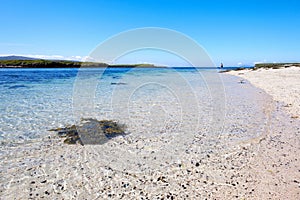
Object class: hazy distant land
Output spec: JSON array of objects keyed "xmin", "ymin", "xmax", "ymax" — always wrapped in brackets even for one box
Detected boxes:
[
  {"xmin": 0, "ymin": 56, "xmax": 160, "ymax": 68},
  {"xmin": 0, "ymin": 60, "xmax": 160, "ymax": 68},
  {"xmin": 0, "ymin": 56, "xmax": 299, "ymax": 69}
]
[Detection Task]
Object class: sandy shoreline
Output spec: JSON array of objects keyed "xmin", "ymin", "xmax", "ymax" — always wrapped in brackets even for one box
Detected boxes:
[
  {"xmin": 1, "ymin": 68, "xmax": 300, "ymax": 199},
  {"xmin": 228, "ymin": 66, "xmax": 300, "ymax": 117},
  {"xmin": 227, "ymin": 67, "xmax": 300, "ymax": 198}
]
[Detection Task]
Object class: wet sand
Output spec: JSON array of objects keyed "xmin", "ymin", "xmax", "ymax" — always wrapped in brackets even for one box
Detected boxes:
[
  {"xmin": 1, "ymin": 69, "xmax": 300, "ymax": 199},
  {"xmin": 228, "ymin": 67, "xmax": 300, "ymax": 199},
  {"xmin": 229, "ymin": 66, "xmax": 300, "ymax": 117}
]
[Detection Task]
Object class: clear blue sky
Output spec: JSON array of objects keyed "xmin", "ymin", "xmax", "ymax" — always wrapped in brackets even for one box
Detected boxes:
[{"xmin": 1, "ymin": 0, "xmax": 299, "ymax": 66}]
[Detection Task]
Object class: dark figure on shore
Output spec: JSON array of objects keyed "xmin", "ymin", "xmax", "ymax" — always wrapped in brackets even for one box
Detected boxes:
[{"xmin": 220, "ymin": 62, "xmax": 223, "ymax": 68}]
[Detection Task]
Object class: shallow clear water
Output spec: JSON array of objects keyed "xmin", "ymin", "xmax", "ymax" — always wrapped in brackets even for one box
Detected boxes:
[{"xmin": 0, "ymin": 67, "xmax": 270, "ymax": 145}]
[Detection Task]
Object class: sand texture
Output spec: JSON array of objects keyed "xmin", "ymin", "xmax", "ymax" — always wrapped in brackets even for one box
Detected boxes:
[
  {"xmin": 228, "ymin": 66, "xmax": 300, "ymax": 117},
  {"xmin": 1, "ymin": 69, "xmax": 300, "ymax": 199}
]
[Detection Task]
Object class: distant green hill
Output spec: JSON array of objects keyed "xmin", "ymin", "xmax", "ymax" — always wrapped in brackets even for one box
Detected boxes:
[{"xmin": 0, "ymin": 59, "xmax": 160, "ymax": 68}]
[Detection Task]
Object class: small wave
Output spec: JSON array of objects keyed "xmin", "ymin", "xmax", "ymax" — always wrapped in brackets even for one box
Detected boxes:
[{"xmin": 7, "ymin": 85, "xmax": 30, "ymax": 89}]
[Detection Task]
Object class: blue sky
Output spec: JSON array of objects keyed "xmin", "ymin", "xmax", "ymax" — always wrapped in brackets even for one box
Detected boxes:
[{"xmin": 0, "ymin": 0, "xmax": 299, "ymax": 66}]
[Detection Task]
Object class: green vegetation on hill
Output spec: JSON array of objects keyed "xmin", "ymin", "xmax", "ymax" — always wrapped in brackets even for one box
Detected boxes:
[
  {"xmin": 0, "ymin": 59, "xmax": 160, "ymax": 68},
  {"xmin": 0, "ymin": 59, "xmax": 106, "ymax": 68},
  {"xmin": 254, "ymin": 63, "xmax": 300, "ymax": 70}
]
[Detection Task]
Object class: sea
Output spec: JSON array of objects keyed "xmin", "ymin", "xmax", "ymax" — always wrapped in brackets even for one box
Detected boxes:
[{"xmin": 0, "ymin": 67, "xmax": 270, "ymax": 146}]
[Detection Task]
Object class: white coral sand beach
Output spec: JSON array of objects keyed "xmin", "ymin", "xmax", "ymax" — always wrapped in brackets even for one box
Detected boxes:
[
  {"xmin": 228, "ymin": 66, "xmax": 300, "ymax": 117},
  {"xmin": 0, "ymin": 67, "xmax": 299, "ymax": 199},
  {"xmin": 227, "ymin": 67, "xmax": 300, "ymax": 198}
]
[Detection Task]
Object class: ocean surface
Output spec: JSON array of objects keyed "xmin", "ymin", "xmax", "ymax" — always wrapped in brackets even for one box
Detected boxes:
[{"xmin": 0, "ymin": 67, "xmax": 270, "ymax": 145}]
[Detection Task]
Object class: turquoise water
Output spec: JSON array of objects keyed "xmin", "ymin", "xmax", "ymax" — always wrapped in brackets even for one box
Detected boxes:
[{"xmin": 0, "ymin": 67, "xmax": 269, "ymax": 144}]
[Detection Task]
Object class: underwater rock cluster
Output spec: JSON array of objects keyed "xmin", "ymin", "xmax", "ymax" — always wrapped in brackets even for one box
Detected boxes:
[{"xmin": 49, "ymin": 118, "xmax": 126, "ymax": 145}]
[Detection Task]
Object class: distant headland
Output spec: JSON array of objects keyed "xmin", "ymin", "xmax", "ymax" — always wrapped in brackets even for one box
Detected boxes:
[
  {"xmin": 0, "ymin": 56, "xmax": 162, "ymax": 68},
  {"xmin": 253, "ymin": 63, "xmax": 300, "ymax": 69},
  {"xmin": 0, "ymin": 56, "xmax": 299, "ymax": 69}
]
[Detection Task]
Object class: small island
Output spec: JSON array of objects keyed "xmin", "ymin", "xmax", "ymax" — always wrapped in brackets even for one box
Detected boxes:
[{"xmin": 0, "ymin": 57, "xmax": 162, "ymax": 68}]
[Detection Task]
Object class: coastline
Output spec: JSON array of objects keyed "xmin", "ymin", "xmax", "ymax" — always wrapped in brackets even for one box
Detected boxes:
[
  {"xmin": 227, "ymin": 67, "xmax": 300, "ymax": 198},
  {"xmin": 228, "ymin": 66, "xmax": 300, "ymax": 117},
  {"xmin": 0, "ymin": 68, "xmax": 299, "ymax": 199},
  {"xmin": 0, "ymin": 59, "xmax": 163, "ymax": 69}
]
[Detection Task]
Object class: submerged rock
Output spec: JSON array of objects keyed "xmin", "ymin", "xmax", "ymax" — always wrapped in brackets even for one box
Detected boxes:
[
  {"xmin": 49, "ymin": 118, "xmax": 126, "ymax": 145},
  {"xmin": 111, "ymin": 82, "xmax": 127, "ymax": 85}
]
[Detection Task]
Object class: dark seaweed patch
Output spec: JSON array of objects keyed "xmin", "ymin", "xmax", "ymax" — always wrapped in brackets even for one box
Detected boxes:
[
  {"xmin": 111, "ymin": 82, "xmax": 127, "ymax": 85},
  {"xmin": 49, "ymin": 118, "xmax": 126, "ymax": 145}
]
